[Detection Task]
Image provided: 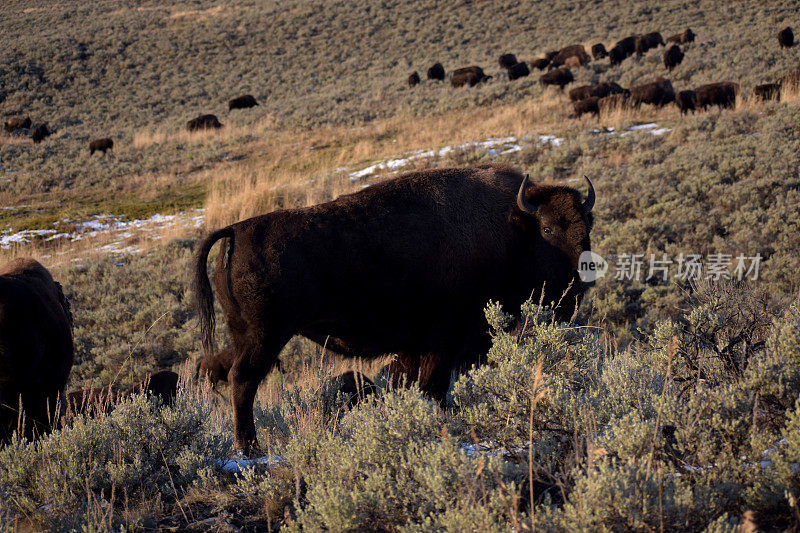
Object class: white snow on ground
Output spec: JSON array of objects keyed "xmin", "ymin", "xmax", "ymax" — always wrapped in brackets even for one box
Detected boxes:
[{"xmin": 0, "ymin": 209, "xmax": 205, "ymax": 253}]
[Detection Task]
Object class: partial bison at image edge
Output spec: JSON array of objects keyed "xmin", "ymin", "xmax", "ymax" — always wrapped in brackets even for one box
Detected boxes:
[
  {"xmin": 0, "ymin": 258, "xmax": 74, "ymax": 442},
  {"xmin": 193, "ymin": 163, "xmax": 596, "ymax": 453}
]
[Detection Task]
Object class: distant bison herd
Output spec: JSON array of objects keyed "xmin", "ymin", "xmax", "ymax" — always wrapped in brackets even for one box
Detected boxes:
[{"xmin": 403, "ymin": 25, "xmax": 799, "ymax": 121}]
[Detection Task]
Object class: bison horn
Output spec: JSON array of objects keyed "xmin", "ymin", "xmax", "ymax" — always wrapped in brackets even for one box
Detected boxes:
[
  {"xmin": 582, "ymin": 175, "xmax": 595, "ymax": 212},
  {"xmin": 516, "ymin": 174, "xmax": 537, "ymax": 215}
]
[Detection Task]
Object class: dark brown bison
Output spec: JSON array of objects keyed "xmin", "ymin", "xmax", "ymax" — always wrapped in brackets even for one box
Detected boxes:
[
  {"xmin": 635, "ymin": 32, "xmax": 665, "ymax": 55},
  {"xmin": 551, "ymin": 44, "xmax": 589, "ymax": 67},
  {"xmin": 540, "ymin": 67, "xmax": 574, "ymax": 90},
  {"xmin": 569, "ymin": 85, "xmax": 593, "ymax": 102},
  {"xmin": 544, "ymin": 50, "xmax": 560, "ymax": 61},
  {"xmin": 451, "ymin": 66, "xmax": 491, "ymax": 88},
  {"xmin": 572, "ymin": 96, "xmax": 600, "ymax": 118},
  {"xmin": 408, "ymin": 71, "xmax": 420, "ymax": 87},
  {"xmin": 530, "ymin": 58, "xmax": 551, "ymax": 71},
  {"xmin": 615, "ymin": 35, "xmax": 639, "ymax": 56},
  {"xmin": 228, "ymin": 94, "xmax": 258, "ymax": 110},
  {"xmin": 598, "ymin": 92, "xmax": 632, "ymax": 112},
  {"xmin": 0, "ymin": 258, "xmax": 73, "ymax": 441},
  {"xmin": 591, "ymin": 43, "xmax": 609, "ymax": 59},
  {"xmin": 754, "ymin": 83, "xmax": 781, "ymax": 102},
  {"xmin": 675, "ymin": 90, "xmax": 697, "ymax": 115},
  {"xmin": 128, "ymin": 370, "xmax": 180, "ymax": 406},
  {"xmin": 630, "ymin": 77, "xmax": 675, "ymax": 107},
  {"xmin": 334, "ymin": 371, "xmax": 376, "ymax": 408},
  {"xmin": 66, "ymin": 370, "xmax": 180, "ymax": 419},
  {"xmin": 609, "ymin": 44, "xmax": 629, "ymax": 66},
  {"xmin": 695, "ymin": 82, "xmax": 737, "ymax": 110},
  {"xmin": 427, "ymin": 62, "xmax": 445, "ymax": 81},
  {"xmin": 499, "ymin": 54, "xmax": 518, "ymax": 69},
  {"xmin": 590, "ymin": 81, "xmax": 628, "ymax": 99},
  {"xmin": 194, "ymin": 164, "xmax": 597, "ymax": 452},
  {"xmin": 31, "ymin": 124, "xmax": 50, "ymax": 144},
  {"xmin": 663, "ymin": 45, "xmax": 684, "ymax": 71},
  {"xmin": 4, "ymin": 116, "xmax": 31, "ymax": 133},
  {"xmin": 187, "ymin": 114, "xmax": 222, "ymax": 132},
  {"xmin": 89, "ymin": 138, "xmax": 113, "ymax": 155},
  {"xmin": 779, "ymin": 26, "xmax": 794, "ymax": 48},
  {"xmin": 564, "ymin": 56, "xmax": 582, "ymax": 69},
  {"xmin": 507, "ymin": 62, "xmax": 530, "ymax": 81},
  {"xmin": 667, "ymin": 28, "xmax": 695, "ymax": 45}
]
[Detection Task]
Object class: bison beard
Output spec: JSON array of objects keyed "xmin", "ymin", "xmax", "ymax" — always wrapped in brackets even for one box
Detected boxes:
[
  {"xmin": 0, "ymin": 258, "xmax": 73, "ymax": 441},
  {"xmin": 194, "ymin": 164, "xmax": 596, "ymax": 453}
]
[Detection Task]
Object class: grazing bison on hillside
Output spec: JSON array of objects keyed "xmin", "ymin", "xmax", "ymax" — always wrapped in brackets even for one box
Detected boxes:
[
  {"xmin": 187, "ymin": 114, "xmax": 222, "ymax": 131},
  {"xmin": 451, "ymin": 66, "xmax": 491, "ymax": 87},
  {"xmin": 630, "ymin": 77, "xmax": 675, "ymax": 107},
  {"xmin": 675, "ymin": 90, "xmax": 697, "ymax": 114},
  {"xmin": 572, "ymin": 96, "xmax": 600, "ymax": 118},
  {"xmin": 615, "ymin": 35, "xmax": 639, "ymax": 56},
  {"xmin": 591, "ymin": 43, "xmax": 609, "ymax": 60},
  {"xmin": 695, "ymin": 82, "xmax": 737, "ymax": 110},
  {"xmin": 544, "ymin": 50, "xmax": 560, "ymax": 61},
  {"xmin": 194, "ymin": 164, "xmax": 597, "ymax": 452},
  {"xmin": 591, "ymin": 81, "xmax": 628, "ymax": 99},
  {"xmin": 427, "ymin": 62, "xmax": 445, "ymax": 81},
  {"xmin": 540, "ymin": 67, "xmax": 574, "ymax": 90},
  {"xmin": 569, "ymin": 85, "xmax": 593, "ymax": 102},
  {"xmin": 667, "ymin": 28, "xmax": 695, "ymax": 45},
  {"xmin": 779, "ymin": 26, "xmax": 794, "ymax": 48},
  {"xmin": 530, "ymin": 58, "xmax": 550, "ymax": 71},
  {"xmin": 552, "ymin": 44, "xmax": 589, "ymax": 67},
  {"xmin": 4, "ymin": 116, "xmax": 31, "ymax": 133},
  {"xmin": 0, "ymin": 258, "xmax": 73, "ymax": 441},
  {"xmin": 507, "ymin": 62, "xmax": 530, "ymax": 81},
  {"xmin": 635, "ymin": 32, "xmax": 665, "ymax": 55},
  {"xmin": 408, "ymin": 71, "xmax": 420, "ymax": 87},
  {"xmin": 228, "ymin": 94, "xmax": 258, "ymax": 110},
  {"xmin": 128, "ymin": 370, "xmax": 180, "ymax": 406},
  {"xmin": 89, "ymin": 138, "xmax": 113, "ymax": 155},
  {"xmin": 754, "ymin": 83, "xmax": 781, "ymax": 102},
  {"xmin": 663, "ymin": 45, "xmax": 684, "ymax": 71},
  {"xmin": 499, "ymin": 54, "xmax": 518, "ymax": 69},
  {"xmin": 31, "ymin": 124, "xmax": 50, "ymax": 144},
  {"xmin": 609, "ymin": 44, "xmax": 630, "ymax": 66},
  {"xmin": 599, "ymin": 92, "xmax": 632, "ymax": 112}
]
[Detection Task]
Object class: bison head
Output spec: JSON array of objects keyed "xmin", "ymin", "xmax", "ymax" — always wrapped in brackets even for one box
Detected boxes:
[{"xmin": 515, "ymin": 175, "xmax": 596, "ymax": 317}]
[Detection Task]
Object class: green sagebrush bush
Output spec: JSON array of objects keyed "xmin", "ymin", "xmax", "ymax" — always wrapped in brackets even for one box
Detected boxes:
[{"xmin": 0, "ymin": 384, "xmax": 231, "ymax": 528}]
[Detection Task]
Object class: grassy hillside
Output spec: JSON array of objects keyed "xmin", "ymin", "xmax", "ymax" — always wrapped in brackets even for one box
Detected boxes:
[{"xmin": 1, "ymin": 0, "xmax": 800, "ymax": 530}]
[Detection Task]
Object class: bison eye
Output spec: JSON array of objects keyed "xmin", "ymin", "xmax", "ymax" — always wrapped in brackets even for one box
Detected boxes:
[{"xmin": 543, "ymin": 227, "xmax": 553, "ymax": 235}]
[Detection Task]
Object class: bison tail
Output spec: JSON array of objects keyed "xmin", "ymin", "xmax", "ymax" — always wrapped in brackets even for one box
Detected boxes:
[{"xmin": 194, "ymin": 226, "xmax": 233, "ymax": 356}]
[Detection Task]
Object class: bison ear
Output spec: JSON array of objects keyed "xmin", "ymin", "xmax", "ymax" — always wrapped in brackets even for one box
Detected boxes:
[
  {"xmin": 516, "ymin": 174, "xmax": 538, "ymax": 215},
  {"xmin": 582, "ymin": 175, "xmax": 595, "ymax": 212}
]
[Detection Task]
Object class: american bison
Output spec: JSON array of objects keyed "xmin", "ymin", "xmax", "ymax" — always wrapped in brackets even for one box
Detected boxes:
[
  {"xmin": 564, "ymin": 56, "xmax": 582, "ymax": 69},
  {"xmin": 695, "ymin": 82, "xmax": 737, "ymax": 110},
  {"xmin": 530, "ymin": 58, "xmax": 551, "ymax": 71},
  {"xmin": 630, "ymin": 77, "xmax": 676, "ymax": 107},
  {"xmin": 590, "ymin": 81, "xmax": 628, "ymax": 99},
  {"xmin": 544, "ymin": 50, "xmax": 560, "ymax": 61},
  {"xmin": 780, "ymin": 69, "xmax": 800, "ymax": 91},
  {"xmin": 4, "ymin": 116, "xmax": 31, "ymax": 133},
  {"xmin": 427, "ymin": 62, "xmax": 445, "ymax": 81},
  {"xmin": 615, "ymin": 35, "xmax": 639, "ymax": 56},
  {"xmin": 663, "ymin": 45, "xmax": 684, "ymax": 71},
  {"xmin": 599, "ymin": 93, "xmax": 632, "ymax": 112},
  {"xmin": 334, "ymin": 371, "xmax": 376, "ymax": 408},
  {"xmin": 31, "ymin": 124, "xmax": 50, "ymax": 144},
  {"xmin": 667, "ymin": 28, "xmax": 695, "ymax": 45},
  {"xmin": 408, "ymin": 71, "xmax": 420, "ymax": 87},
  {"xmin": 451, "ymin": 66, "xmax": 491, "ymax": 88},
  {"xmin": 228, "ymin": 94, "xmax": 258, "ymax": 110},
  {"xmin": 675, "ymin": 90, "xmax": 697, "ymax": 115},
  {"xmin": 552, "ymin": 44, "xmax": 589, "ymax": 67},
  {"xmin": 499, "ymin": 54, "xmax": 518, "ymax": 69},
  {"xmin": 0, "ymin": 258, "xmax": 73, "ymax": 441},
  {"xmin": 779, "ymin": 26, "xmax": 794, "ymax": 48},
  {"xmin": 569, "ymin": 85, "xmax": 593, "ymax": 102},
  {"xmin": 540, "ymin": 67, "xmax": 574, "ymax": 90},
  {"xmin": 66, "ymin": 370, "xmax": 180, "ymax": 419},
  {"xmin": 196, "ymin": 347, "xmax": 236, "ymax": 387},
  {"xmin": 572, "ymin": 96, "xmax": 600, "ymax": 118},
  {"xmin": 128, "ymin": 370, "xmax": 180, "ymax": 406},
  {"xmin": 609, "ymin": 44, "xmax": 630, "ymax": 66},
  {"xmin": 507, "ymin": 62, "xmax": 530, "ymax": 81},
  {"xmin": 591, "ymin": 43, "xmax": 609, "ymax": 59},
  {"xmin": 754, "ymin": 82, "xmax": 781, "ymax": 102},
  {"xmin": 635, "ymin": 32, "xmax": 665, "ymax": 55},
  {"xmin": 89, "ymin": 137, "xmax": 113, "ymax": 155},
  {"xmin": 194, "ymin": 164, "xmax": 597, "ymax": 452},
  {"xmin": 187, "ymin": 114, "xmax": 222, "ymax": 131}
]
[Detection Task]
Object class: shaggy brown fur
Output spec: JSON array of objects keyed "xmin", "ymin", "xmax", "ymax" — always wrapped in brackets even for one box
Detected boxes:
[
  {"xmin": 551, "ymin": 44, "xmax": 589, "ymax": 67},
  {"xmin": 31, "ymin": 124, "xmax": 50, "ymax": 144},
  {"xmin": 4, "ymin": 116, "xmax": 31, "ymax": 133},
  {"xmin": 540, "ymin": 67, "xmax": 574, "ymax": 90},
  {"xmin": 196, "ymin": 348, "xmax": 236, "ymax": 386},
  {"xmin": 228, "ymin": 94, "xmax": 258, "ymax": 110},
  {"xmin": 667, "ymin": 28, "xmax": 695, "ymax": 45},
  {"xmin": 427, "ymin": 62, "xmax": 445, "ymax": 81},
  {"xmin": 630, "ymin": 77, "xmax": 675, "ymax": 107},
  {"xmin": 591, "ymin": 43, "xmax": 608, "ymax": 60},
  {"xmin": 530, "ymin": 58, "xmax": 550, "ymax": 71},
  {"xmin": 675, "ymin": 90, "xmax": 697, "ymax": 115},
  {"xmin": 89, "ymin": 137, "xmax": 113, "ymax": 155},
  {"xmin": 635, "ymin": 32, "xmax": 665, "ymax": 56},
  {"xmin": 194, "ymin": 164, "xmax": 596, "ymax": 453},
  {"xmin": 754, "ymin": 83, "xmax": 781, "ymax": 102},
  {"xmin": 0, "ymin": 258, "xmax": 73, "ymax": 441},
  {"xmin": 507, "ymin": 62, "xmax": 530, "ymax": 81},
  {"xmin": 451, "ymin": 66, "xmax": 491, "ymax": 87},
  {"xmin": 186, "ymin": 114, "xmax": 222, "ymax": 131},
  {"xmin": 572, "ymin": 96, "xmax": 600, "ymax": 118},
  {"xmin": 663, "ymin": 45, "xmax": 684, "ymax": 71},
  {"xmin": 779, "ymin": 27, "xmax": 794, "ymax": 48},
  {"xmin": 499, "ymin": 54, "xmax": 518, "ymax": 69},
  {"xmin": 695, "ymin": 82, "xmax": 737, "ymax": 110},
  {"xmin": 407, "ymin": 71, "xmax": 420, "ymax": 87}
]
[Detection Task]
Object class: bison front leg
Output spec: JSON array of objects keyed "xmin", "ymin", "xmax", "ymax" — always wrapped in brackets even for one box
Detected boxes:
[{"xmin": 228, "ymin": 335, "xmax": 287, "ymax": 455}]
